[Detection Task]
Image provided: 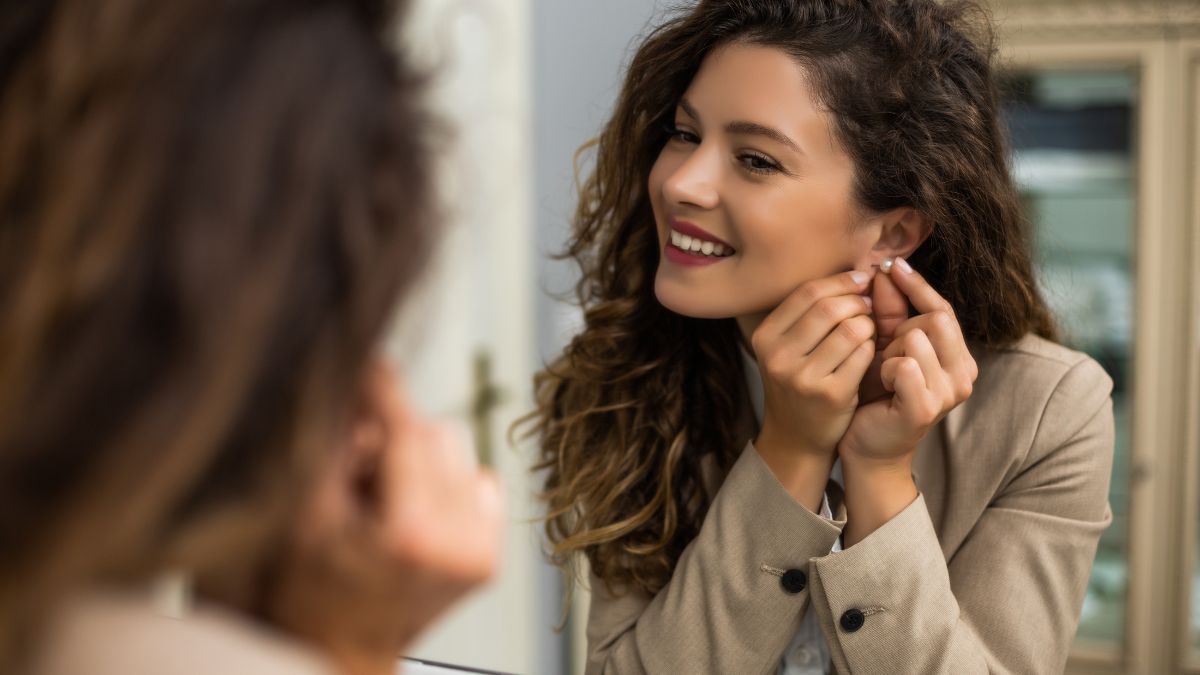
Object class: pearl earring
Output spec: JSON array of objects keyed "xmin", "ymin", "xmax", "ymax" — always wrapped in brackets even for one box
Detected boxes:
[{"xmin": 879, "ymin": 257, "xmax": 895, "ymax": 274}]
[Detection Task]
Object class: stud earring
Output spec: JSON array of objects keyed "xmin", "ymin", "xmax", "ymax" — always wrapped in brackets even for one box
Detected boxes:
[{"xmin": 879, "ymin": 257, "xmax": 895, "ymax": 274}]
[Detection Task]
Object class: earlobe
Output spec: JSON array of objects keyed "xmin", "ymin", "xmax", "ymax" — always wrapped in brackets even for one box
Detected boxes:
[{"xmin": 870, "ymin": 207, "xmax": 931, "ymax": 261}]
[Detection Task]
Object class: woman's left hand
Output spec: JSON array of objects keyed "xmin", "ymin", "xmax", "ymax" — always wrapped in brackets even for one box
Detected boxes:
[{"xmin": 839, "ymin": 257, "xmax": 978, "ymax": 464}]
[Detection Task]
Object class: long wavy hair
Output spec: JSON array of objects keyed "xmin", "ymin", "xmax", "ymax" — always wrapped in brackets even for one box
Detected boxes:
[
  {"xmin": 523, "ymin": 0, "xmax": 1057, "ymax": 598},
  {"xmin": 0, "ymin": 0, "xmax": 432, "ymax": 665}
]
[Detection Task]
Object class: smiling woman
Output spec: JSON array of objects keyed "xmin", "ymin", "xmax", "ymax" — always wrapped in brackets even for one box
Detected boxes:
[
  {"xmin": 519, "ymin": 0, "xmax": 1114, "ymax": 674},
  {"xmin": 650, "ymin": 44, "xmax": 867, "ymax": 320}
]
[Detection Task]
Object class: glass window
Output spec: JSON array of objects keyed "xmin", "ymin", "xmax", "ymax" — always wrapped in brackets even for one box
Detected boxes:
[{"xmin": 999, "ymin": 69, "xmax": 1137, "ymax": 647}]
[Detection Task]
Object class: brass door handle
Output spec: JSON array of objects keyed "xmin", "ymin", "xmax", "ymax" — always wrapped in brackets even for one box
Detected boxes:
[{"xmin": 470, "ymin": 349, "xmax": 507, "ymax": 468}]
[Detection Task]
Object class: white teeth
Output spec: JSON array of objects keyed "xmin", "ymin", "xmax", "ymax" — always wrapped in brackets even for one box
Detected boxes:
[{"xmin": 668, "ymin": 227, "xmax": 734, "ymax": 257}]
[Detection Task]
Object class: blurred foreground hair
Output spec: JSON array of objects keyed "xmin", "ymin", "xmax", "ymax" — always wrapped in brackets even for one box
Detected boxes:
[{"xmin": 0, "ymin": 0, "xmax": 434, "ymax": 664}]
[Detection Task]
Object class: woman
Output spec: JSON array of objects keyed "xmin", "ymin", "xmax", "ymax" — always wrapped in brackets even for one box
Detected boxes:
[
  {"xmin": 0, "ymin": 1, "xmax": 501, "ymax": 674},
  {"xmin": 526, "ymin": 0, "xmax": 1113, "ymax": 673}
]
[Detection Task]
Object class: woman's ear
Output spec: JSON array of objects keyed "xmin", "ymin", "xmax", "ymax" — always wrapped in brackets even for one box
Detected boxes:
[
  {"xmin": 298, "ymin": 361, "xmax": 397, "ymax": 545},
  {"xmin": 867, "ymin": 207, "xmax": 932, "ymax": 264}
]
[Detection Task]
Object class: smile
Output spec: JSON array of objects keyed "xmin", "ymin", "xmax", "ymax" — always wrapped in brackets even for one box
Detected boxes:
[
  {"xmin": 666, "ymin": 218, "xmax": 736, "ymax": 259},
  {"xmin": 663, "ymin": 221, "xmax": 737, "ymax": 267},
  {"xmin": 669, "ymin": 229, "xmax": 734, "ymax": 257}
]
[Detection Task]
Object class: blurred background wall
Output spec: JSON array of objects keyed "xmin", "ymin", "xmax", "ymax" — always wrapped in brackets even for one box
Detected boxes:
[{"xmin": 392, "ymin": 1, "xmax": 1200, "ymax": 673}]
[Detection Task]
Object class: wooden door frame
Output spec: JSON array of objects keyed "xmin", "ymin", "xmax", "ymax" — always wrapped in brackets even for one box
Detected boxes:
[
  {"xmin": 1177, "ymin": 35, "xmax": 1200, "ymax": 675},
  {"xmin": 998, "ymin": 35, "xmax": 1166, "ymax": 675}
]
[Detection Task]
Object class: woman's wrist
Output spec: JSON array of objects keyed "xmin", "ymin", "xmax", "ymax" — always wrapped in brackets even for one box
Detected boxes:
[
  {"xmin": 754, "ymin": 428, "xmax": 835, "ymax": 513},
  {"xmin": 838, "ymin": 449, "xmax": 918, "ymax": 547}
]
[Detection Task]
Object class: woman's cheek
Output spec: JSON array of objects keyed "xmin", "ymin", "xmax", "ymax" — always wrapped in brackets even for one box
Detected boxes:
[{"xmin": 647, "ymin": 157, "xmax": 672, "ymax": 235}]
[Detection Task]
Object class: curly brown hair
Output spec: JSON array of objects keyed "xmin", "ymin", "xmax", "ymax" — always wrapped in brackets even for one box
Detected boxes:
[
  {"xmin": 0, "ymin": 0, "xmax": 432, "ymax": 664},
  {"xmin": 521, "ymin": 0, "xmax": 1057, "ymax": 599}
]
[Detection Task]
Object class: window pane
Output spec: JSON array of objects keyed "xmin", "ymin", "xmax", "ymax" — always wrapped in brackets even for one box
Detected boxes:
[{"xmin": 999, "ymin": 69, "xmax": 1136, "ymax": 647}]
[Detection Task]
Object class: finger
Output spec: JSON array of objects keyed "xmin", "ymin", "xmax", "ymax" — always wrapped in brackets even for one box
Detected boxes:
[
  {"xmin": 804, "ymin": 314, "xmax": 875, "ymax": 375},
  {"xmin": 438, "ymin": 418, "xmax": 478, "ymax": 470},
  {"xmin": 880, "ymin": 356, "xmax": 927, "ymax": 406},
  {"xmin": 871, "ymin": 267, "xmax": 909, "ymax": 351},
  {"xmin": 856, "ymin": 351, "xmax": 889, "ymax": 404},
  {"xmin": 476, "ymin": 470, "xmax": 504, "ymax": 523},
  {"xmin": 884, "ymin": 256, "xmax": 955, "ymax": 316},
  {"xmin": 458, "ymin": 470, "xmax": 506, "ymax": 584},
  {"xmin": 783, "ymin": 294, "xmax": 874, "ymax": 355},
  {"xmin": 755, "ymin": 269, "xmax": 876, "ymax": 345},
  {"xmin": 899, "ymin": 329, "xmax": 944, "ymax": 389},
  {"xmin": 887, "ymin": 312, "xmax": 977, "ymax": 402},
  {"xmin": 882, "ymin": 312, "xmax": 965, "ymax": 369},
  {"xmin": 831, "ymin": 337, "xmax": 876, "ymax": 394}
]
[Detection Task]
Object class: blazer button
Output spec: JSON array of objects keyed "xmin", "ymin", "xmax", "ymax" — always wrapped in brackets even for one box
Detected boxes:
[
  {"xmin": 780, "ymin": 569, "xmax": 807, "ymax": 594},
  {"xmin": 840, "ymin": 608, "xmax": 865, "ymax": 632}
]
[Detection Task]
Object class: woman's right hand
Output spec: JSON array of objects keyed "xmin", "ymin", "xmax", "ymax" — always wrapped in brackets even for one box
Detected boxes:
[
  {"xmin": 274, "ymin": 358, "xmax": 504, "ymax": 675},
  {"xmin": 750, "ymin": 269, "xmax": 877, "ymax": 508}
]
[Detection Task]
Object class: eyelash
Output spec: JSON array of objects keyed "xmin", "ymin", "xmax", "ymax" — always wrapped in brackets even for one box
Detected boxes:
[
  {"xmin": 739, "ymin": 151, "xmax": 780, "ymax": 176},
  {"xmin": 663, "ymin": 124, "xmax": 783, "ymax": 176}
]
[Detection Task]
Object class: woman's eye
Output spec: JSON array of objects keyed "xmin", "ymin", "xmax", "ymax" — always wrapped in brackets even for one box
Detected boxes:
[
  {"xmin": 665, "ymin": 125, "xmax": 699, "ymax": 144},
  {"xmin": 739, "ymin": 152, "xmax": 780, "ymax": 175}
]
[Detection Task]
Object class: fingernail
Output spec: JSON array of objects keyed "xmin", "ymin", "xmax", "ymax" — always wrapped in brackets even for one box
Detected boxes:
[
  {"xmin": 851, "ymin": 271, "xmax": 870, "ymax": 285},
  {"xmin": 895, "ymin": 257, "xmax": 912, "ymax": 273},
  {"xmin": 862, "ymin": 296, "xmax": 873, "ymax": 311}
]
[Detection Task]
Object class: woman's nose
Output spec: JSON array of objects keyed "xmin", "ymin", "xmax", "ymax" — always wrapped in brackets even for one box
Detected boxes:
[{"xmin": 662, "ymin": 147, "xmax": 720, "ymax": 210}]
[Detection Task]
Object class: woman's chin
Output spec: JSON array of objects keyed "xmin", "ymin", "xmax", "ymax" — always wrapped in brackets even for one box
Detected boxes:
[{"xmin": 653, "ymin": 277, "xmax": 737, "ymax": 319}]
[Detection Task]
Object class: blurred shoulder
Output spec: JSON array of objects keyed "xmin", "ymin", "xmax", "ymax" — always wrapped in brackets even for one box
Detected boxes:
[{"xmin": 30, "ymin": 590, "xmax": 336, "ymax": 675}]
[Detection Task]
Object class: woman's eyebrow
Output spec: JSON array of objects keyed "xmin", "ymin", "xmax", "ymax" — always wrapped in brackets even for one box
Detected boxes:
[{"xmin": 678, "ymin": 98, "xmax": 803, "ymax": 155}]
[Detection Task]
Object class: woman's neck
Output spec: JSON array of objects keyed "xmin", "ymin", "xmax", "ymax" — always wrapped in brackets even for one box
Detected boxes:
[{"xmin": 735, "ymin": 312, "xmax": 768, "ymax": 353}]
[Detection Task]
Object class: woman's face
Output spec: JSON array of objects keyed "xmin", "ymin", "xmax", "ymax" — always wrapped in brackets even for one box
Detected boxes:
[{"xmin": 649, "ymin": 43, "xmax": 883, "ymax": 322}]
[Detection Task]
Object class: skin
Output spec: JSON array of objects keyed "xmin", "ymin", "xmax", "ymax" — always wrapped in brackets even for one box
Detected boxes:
[
  {"xmin": 648, "ymin": 42, "xmax": 978, "ymax": 547},
  {"xmin": 276, "ymin": 358, "xmax": 504, "ymax": 675}
]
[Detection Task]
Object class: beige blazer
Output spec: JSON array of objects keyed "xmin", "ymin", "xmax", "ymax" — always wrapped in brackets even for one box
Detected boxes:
[{"xmin": 585, "ymin": 333, "xmax": 1115, "ymax": 675}]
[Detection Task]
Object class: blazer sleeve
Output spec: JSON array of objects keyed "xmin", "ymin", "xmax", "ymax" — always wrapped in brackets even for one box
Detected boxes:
[
  {"xmin": 584, "ymin": 441, "xmax": 846, "ymax": 675},
  {"xmin": 805, "ymin": 356, "xmax": 1115, "ymax": 674}
]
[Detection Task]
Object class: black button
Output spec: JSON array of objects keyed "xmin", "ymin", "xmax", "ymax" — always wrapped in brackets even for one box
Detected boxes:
[
  {"xmin": 840, "ymin": 608, "xmax": 865, "ymax": 632},
  {"xmin": 780, "ymin": 569, "xmax": 807, "ymax": 594}
]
